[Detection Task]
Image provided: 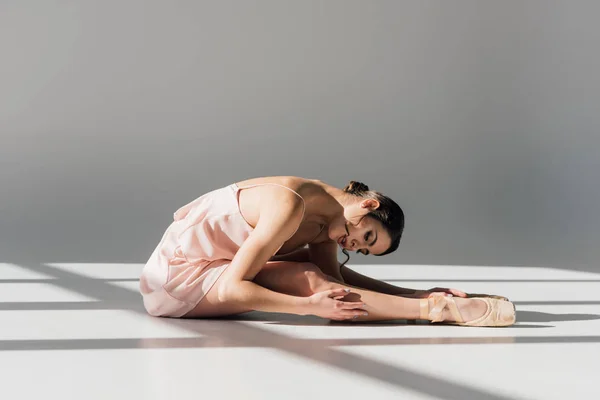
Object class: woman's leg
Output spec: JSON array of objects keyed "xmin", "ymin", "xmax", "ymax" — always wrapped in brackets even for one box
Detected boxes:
[
  {"xmin": 270, "ymin": 248, "xmax": 418, "ymax": 296},
  {"xmin": 261, "ymin": 262, "xmax": 487, "ymax": 322},
  {"xmin": 182, "ymin": 260, "xmax": 322, "ymax": 318},
  {"xmin": 184, "ymin": 261, "xmax": 487, "ymax": 322}
]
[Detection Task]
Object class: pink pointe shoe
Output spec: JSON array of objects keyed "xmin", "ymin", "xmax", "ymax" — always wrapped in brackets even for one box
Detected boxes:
[{"xmin": 420, "ymin": 294, "xmax": 516, "ymax": 327}]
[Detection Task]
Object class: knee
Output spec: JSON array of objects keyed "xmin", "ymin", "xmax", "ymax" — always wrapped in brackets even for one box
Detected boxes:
[{"xmin": 298, "ymin": 263, "xmax": 338, "ymax": 293}]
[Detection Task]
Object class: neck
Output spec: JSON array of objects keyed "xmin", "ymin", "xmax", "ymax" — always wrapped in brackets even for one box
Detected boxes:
[{"xmin": 314, "ymin": 181, "xmax": 353, "ymax": 223}]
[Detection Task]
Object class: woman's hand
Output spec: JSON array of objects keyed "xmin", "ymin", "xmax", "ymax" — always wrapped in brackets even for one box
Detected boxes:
[
  {"xmin": 304, "ymin": 288, "xmax": 368, "ymax": 321},
  {"xmin": 409, "ymin": 288, "xmax": 509, "ymax": 301},
  {"xmin": 413, "ymin": 287, "xmax": 468, "ymax": 299}
]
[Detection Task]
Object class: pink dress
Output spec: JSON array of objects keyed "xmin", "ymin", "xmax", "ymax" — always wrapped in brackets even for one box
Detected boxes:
[{"xmin": 139, "ymin": 182, "xmax": 316, "ymax": 318}]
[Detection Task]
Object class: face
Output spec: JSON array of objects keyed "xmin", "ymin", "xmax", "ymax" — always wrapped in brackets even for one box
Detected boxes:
[{"xmin": 328, "ymin": 198, "xmax": 392, "ymax": 256}]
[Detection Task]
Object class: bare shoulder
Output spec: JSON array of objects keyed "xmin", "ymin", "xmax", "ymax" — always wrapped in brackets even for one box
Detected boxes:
[
  {"xmin": 234, "ymin": 176, "xmax": 325, "ymax": 232},
  {"xmin": 234, "ymin": 175, "xmax": 321, "ymax": 193},
  {"xmin": 252, "ymin": 187, "xmax": 305, "ymax": 241}
]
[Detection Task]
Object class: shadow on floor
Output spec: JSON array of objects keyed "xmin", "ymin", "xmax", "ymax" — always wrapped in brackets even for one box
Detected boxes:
[
  {"xmin": 223, "ymin": 311, "xmax": 553, "ymax": 328},
  {"xmin": 516, "ymin": 310, "xmax": 600, "ymax": 323}
]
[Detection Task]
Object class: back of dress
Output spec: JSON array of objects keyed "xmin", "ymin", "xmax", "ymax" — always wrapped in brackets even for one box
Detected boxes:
[{"xmin": 139, "ymin": 183, "xmax": 253, "ymax": 317}]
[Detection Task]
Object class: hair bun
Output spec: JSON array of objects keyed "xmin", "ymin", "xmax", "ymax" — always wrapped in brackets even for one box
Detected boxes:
[{"xmin": 344, "ymin": 180, "xmax": 369, "ymax": 195}]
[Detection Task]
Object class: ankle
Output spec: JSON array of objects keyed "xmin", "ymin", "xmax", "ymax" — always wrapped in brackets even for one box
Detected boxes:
[
  {"xmin": 423, "ymin": 295, "xmax": 454, "ymax": 322},
  {"xmin": 422, "ymin": 295, "xmax": 484, "ymax": 323}
]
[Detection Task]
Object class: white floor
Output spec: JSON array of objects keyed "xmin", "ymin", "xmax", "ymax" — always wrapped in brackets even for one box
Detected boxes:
[{"xmin": 1, "ymin": 262, "xmax": 598, "ymax": 400}]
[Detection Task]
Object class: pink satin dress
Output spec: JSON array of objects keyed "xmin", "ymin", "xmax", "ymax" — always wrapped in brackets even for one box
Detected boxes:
[{"xmin": 139, "ymin": 182, "xmax": 321, "ymax": 318}]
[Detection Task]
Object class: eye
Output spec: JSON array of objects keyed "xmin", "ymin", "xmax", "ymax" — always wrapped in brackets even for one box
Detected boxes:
[{"xmin": 362, "ymin": 232, "xmax": 371, "ymax": 255}]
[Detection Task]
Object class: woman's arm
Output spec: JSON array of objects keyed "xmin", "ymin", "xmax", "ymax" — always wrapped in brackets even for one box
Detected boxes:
[
  {"xmin": 216, "ymin": 188, "xmax": 366, "ymax": 319},
  {"xmin": 217, "ymin": 190, "xmax": 310, "ymax": 314},
  {"xmin": 342, "ymin": 267, "xmax": 471, "ymax": 298},
  {"xmin": 339, "ymin": 265, "xmax": 419, "ymax": 296},
  {"xmin": 307, "ymin": 241, "xmax": 420, "ymax": 296}
]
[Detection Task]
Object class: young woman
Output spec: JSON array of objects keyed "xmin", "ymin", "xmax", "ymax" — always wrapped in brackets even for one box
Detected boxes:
[{"xmin": 139, "ymin": 176, "xmax": 515, "ymax": 326}]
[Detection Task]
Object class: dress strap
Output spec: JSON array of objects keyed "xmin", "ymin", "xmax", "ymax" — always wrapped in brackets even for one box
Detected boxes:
[
  {"xmin": 233, "ymin": 182, "xmax": 307, "ymax": 241},
  {"xmin": 234, "ymin": 182, "xmax": 304, "ymax": 204}
]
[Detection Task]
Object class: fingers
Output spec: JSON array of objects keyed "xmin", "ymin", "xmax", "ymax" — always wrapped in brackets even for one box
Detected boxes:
[
  {"xmin": 466, "ymin": 293, "xmax": 510, "ymax": 301},
  {"xmin": 428, "ymin": 291, "xmax": 450, "ymax": 298},
  {"xmin": 428, "ymin": 287, "xmax": 467, "ymax": 298},
  {"xmin": 327, "ymin": 288, "xmax": 351, "ymax": 298},
  {"xmin": 328, "ymin": 309, "xmax": 369, "ymax": 321},
  {"xmin": 336, "ymin": 300, "xmax": 366, "ymax": 310},
  {"xmin": 320, "ymin": 287, "xmax": 370, "ymax": 321},
  {"xmin": 427, "ymin": 287, "xmax": 448, "ymax": 295},
  {"xmin": 340, "ymin": 309, "xmax": 369, "ymax": 319},
  {"xmin": 449, "ymin": 288, "xmax": 467, "ymax": 297}
]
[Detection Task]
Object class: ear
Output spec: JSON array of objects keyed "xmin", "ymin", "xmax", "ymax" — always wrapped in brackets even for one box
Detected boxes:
[{"xmin": 360, "ymin": 199, "xmax": 380, "ymax": 210}]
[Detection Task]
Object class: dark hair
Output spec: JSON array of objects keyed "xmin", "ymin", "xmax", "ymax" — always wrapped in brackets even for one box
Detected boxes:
[{"xmin": 339, "ymin": 180, "xmax": 405, "ymax": 269}]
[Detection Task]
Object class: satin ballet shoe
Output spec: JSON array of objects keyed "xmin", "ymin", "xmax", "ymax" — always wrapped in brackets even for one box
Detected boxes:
[{"xmin": 420, "ymin": 294, "xmax": 516, "ymax": 327}]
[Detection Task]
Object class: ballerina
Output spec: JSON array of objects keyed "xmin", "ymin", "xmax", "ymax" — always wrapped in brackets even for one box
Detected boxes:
[{"xmin": 139, "ymin": 176, "xmax": 515, "ymax": 326}]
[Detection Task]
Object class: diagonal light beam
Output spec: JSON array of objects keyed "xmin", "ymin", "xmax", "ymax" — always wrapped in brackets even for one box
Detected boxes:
[{"xmin": 9, "ymin": 261, "xmax": 530, "ymax": 400}]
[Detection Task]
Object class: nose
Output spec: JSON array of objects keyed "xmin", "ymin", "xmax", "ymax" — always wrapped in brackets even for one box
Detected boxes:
[{"xmin": 350, "ymin": 237, "xmax": 366, "ymax": 252}]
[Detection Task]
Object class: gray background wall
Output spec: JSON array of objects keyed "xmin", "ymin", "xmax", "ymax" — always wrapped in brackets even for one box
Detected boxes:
[{"xmin": 2, "ymin": 1, "xmax": 598, "ymax": 272}]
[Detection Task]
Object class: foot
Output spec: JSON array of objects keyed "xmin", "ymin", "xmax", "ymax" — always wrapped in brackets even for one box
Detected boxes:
[
  {"xmin": 422, "ymin": 294, "xmax": 516, "ymax": 327},
  {"xmin": 427, "ymin": 296, "xmax": 487, "ymax": 322},
  {"xmin": 452, "ymin": 297, "xmax": 488, "ymax": 322}
]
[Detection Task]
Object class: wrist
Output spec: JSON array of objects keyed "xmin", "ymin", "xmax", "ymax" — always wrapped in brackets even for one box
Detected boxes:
[{"xmin": 296, "ymin": 296, "xmax": 312, "ymax": 316}]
